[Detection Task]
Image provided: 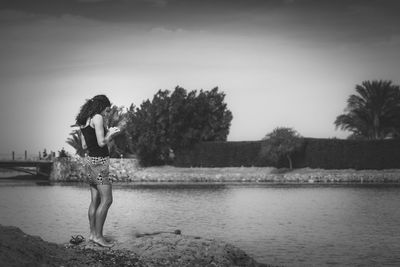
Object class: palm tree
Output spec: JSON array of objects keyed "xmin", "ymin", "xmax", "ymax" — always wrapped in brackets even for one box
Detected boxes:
[
  {"xmin": 103, "ymin": 105, "xmax": 134, "ymax": 157},
  {"xmin": 335, "ymin": 80, "xmax": 400, "ymax": 140},
  {"xmin": 66, "ymin": 130, "xmax": 87, "ymax": 157}
]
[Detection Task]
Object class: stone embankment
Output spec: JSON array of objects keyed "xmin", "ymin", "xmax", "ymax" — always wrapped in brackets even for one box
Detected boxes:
[
  {"xmin": 50, "ymin": 157, "xmax": 400, "ymax": 183},
  {"xmin": 0, "ymin": 225, "xmax": 269, "ymax": 267}
]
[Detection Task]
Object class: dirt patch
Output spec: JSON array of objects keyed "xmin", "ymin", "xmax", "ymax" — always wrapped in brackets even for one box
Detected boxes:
[{"xmin": 0, "ymin": 225, "xmax": 139, "ymax": 266}]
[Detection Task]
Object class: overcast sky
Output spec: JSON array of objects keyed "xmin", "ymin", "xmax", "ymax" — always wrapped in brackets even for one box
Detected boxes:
[{"xmin": 1, "ymin": 0, "xmax": 400, "ymax": 156}]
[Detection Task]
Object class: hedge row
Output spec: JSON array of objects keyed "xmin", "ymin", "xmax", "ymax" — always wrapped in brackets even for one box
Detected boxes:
[
  {"xmin": 174, "ymin": 141, "xmax": 263, "ymax": 167},
  {"xmin": 296, "ymin": 138, "xmax": 400, "ymax": 169},
  {"xmin": 173, "ymin": 138, "xmax": 400, "ymax": 170}
]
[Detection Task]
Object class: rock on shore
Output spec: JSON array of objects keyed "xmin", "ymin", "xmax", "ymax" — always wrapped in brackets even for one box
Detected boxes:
[
  {"xmin": 0, "ymin": 225, "xmax": 269, "ymax": 267},
  {"xmin": 127, "ymin": 233, "xmax": 266, "ymax": 266}
]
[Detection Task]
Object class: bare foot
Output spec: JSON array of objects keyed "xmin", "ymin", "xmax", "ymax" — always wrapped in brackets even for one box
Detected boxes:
[
  {"xmin": 92, "ymin": 237, "xmax": 114, "ymax": 248},
  {"xmin": 89, "ymin": 233, "xmax": 95, "ymax": 242}
]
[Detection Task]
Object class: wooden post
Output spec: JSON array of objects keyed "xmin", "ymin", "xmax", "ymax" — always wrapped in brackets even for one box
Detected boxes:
[
  {"xmin": 12, "ymin": 151, "xmax": 15, "ymax": 160},
  {"xmin": 25, "ymin": 150, "xmax": 27, "ymax": 160}
]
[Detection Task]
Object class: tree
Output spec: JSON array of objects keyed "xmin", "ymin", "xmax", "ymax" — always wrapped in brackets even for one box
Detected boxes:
[
  {"xmin": 126, "ymin": 86, "xmax": 233, "ymax": 166},
  {"xmin": 58, "ymin": 147, "xmax": 69, "ymax": 158},
  {"xmin": 335, "ymin": 80, "xmax": 400, "ymax": 140},
  {"xmin": 261, "ymin": 127, "xmax": 303, "ymax": 169},
  {"xmin": 66, "ymin": 130, "xmax": 87, "ymax": 157}
]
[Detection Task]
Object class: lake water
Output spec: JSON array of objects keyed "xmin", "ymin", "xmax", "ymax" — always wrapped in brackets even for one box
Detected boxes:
[{"xmin": 1, "ymin": 179, "xmax": 400, "ymax": 266}]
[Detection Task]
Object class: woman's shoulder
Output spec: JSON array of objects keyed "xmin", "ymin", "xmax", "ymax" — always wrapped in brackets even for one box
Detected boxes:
[
  {"xmin": 91, "ymin": 114, "xmax": 104, "ymax": 125},
  {"xmin": 91, "ymin": 114, "xmax": 103, "ymax": 120}
]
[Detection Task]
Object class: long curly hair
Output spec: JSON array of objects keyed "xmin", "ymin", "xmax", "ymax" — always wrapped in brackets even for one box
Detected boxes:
[{"xmin": 75, "ymin": 95, "xmax": 111, "ymax": 126}]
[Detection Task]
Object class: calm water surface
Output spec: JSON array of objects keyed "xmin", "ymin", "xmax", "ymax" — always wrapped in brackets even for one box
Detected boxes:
[{"xmin": 1, "ymin": 180, "xmax": 400, "ymax": 266}]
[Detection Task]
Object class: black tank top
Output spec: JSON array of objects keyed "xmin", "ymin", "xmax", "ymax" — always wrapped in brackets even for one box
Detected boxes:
[{"xmin": 81, "ymin": 123, "xmax": 109, "ymax": 157}]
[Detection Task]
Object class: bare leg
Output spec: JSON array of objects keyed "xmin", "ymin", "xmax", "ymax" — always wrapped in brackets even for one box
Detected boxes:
[
  {"xmin": 92, "ymin": 183, "xmax": 113, "ymax": 247},
  {"xmin": 88, "ymin": 185, "xmax": 100, "ymax": 241}
]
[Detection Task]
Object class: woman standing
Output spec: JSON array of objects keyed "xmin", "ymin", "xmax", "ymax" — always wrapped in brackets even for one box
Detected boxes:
[{"xmin": 75, "ymin": 95, "xmax": 120, "ymax": 247}]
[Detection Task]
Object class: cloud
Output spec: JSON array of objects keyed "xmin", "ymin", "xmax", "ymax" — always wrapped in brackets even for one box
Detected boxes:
[
  {"xmin": 146, "ymin": 0, "xmax": 168, "ymax": 7},
  {"xmin": 76, "ymin": 0, "xmax": 168, "ymax": 7},
  {"xmin": 77, "ymin": 0, "xmax": 111, "ymax": 2},
  {"xmin": 1, "ymin": 0, "xmax": 400, "ymax": 46},
  {"xmin": 132, "ymin": 0, "xmax": 168, "ymax": 7},
  {"xmin": 0, "ymin": 9, "xmax": 44, "ymax": 21}
]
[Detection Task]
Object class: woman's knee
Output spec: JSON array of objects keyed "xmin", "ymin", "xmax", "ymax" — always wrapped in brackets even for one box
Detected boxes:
[
  {"xmin": 97, "ymin": 184, "xmax": 113, "ymax": 206},
  {"xmin": 107, "ymin": 195, "xmax": 113, "ymax": 206},
  {"xmin": 101, "ymin": 195, "xmax": 113, "ymax": 207}
]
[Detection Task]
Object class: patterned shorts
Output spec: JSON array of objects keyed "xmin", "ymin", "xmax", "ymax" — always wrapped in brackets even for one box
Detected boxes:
[{"xmin": 85, "ymin": 156, "xmax": 111, "ymax": 185}]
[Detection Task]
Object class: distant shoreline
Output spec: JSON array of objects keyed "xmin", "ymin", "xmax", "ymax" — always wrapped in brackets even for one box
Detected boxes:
[
  {"xmin": 0, "ymin": 174, "xmax": 46, "ymax": 180},
  {"xmin": 107, "ymin": 166, "xmax": 400, "ymax": 184},
  {"xmin": 3, "ymin": 166, "xmax": 400, "ymax": 184}
]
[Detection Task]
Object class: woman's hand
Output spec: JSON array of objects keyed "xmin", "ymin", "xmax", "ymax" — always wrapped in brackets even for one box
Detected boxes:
[{"xmin": 108, "ymin": 127, "xmax": 121, "ymax": 137}]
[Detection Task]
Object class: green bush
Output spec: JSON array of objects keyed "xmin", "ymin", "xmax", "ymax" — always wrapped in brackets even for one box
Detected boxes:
[{"xmin": 260, "ymin": 127, "xmax": 304, "ymax": 169}]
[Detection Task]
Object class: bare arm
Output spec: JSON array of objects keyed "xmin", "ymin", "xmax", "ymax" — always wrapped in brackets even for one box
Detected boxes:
[
  {"xmin": 80, "ymin": 130, "xmax": 87, "ymax": 150},
  {"xmin": 92, "ymin": 114, "xmax": 119, "ymax": 147}
]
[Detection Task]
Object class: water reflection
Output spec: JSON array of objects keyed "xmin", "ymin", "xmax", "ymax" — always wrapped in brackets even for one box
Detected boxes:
[{"xmin": 1, "ymin": 182, "xmax": 400, "ymax": 266}]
